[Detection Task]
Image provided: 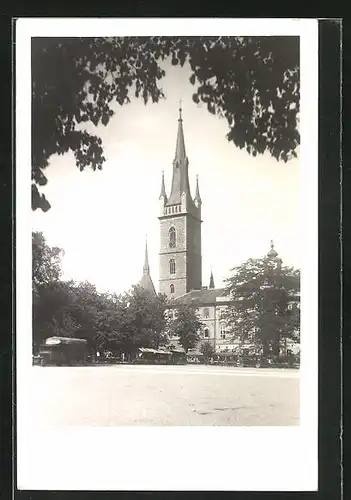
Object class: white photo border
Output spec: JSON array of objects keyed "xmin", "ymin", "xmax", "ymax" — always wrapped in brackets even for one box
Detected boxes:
[{"xmin": 16, "ymin": 18, "xmax": 318, "ymax": 492}]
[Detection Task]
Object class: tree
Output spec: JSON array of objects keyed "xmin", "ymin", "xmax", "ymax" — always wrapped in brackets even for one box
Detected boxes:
[
  {"xmin": 32, "ymin": 279, "xmax": 80, "ymax": 352},
  {"xmin": 200, "ymin": 341, "xmax": 215, "ymax": 363},
  {"xmin": 32, "ymin": 36, "xmax": 299, "ymax": 211},
  {"xmin": 32, "ymin": 231, "xmax": 64, "ymax": 292},
  {"xmin": 115, "ymin": 286, "xmax": 168, "ymax": 356},
  {"xmin": 32, "ymin": 232, "xmax": 67, "ymax": 351},
  {"xmin": 168, "ymin": 306, "xmax": 203, "ymax": 352},
  {"xmin": 31, "ymin": 237, "xmax": 170, "ymax": 355},
  {"xmin": 31, "ymin": 233, "xmax": 108, "ymax": 351},
  {"xmin": 67, "ymin": 281, "xmax": 110, "ymax": 350},
  {"xmin": 222, "ymin": 255, "xmax": 300, "ymax": 357},
  {"xmin": 89, "ymin": 286, "xmax": 168, "ymax": 356}
]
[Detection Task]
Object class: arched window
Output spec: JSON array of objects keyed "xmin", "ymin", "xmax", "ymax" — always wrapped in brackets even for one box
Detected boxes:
[
  {"xmin": 220, "ymin": 324, "xmax": 226, "ymax": 339},
  {"xmin": 169, "ymin": 259, "xmax": 176, "ymax": 275},
  {"xmin": 170, "ymin": 284, "xmax": 175, "ymax": 294},
  {"xmin": 203, "ymin": 308, "xmax": 210, "ymax": 318},
  {"xmin": 204, "ymin": 328, "xmax": 210, "ymax": 338},
  {"xmin": 169, "ymin": 227, "xmax": 176, "ymax": 248}
]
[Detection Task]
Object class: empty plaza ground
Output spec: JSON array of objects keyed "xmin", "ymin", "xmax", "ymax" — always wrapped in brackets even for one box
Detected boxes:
[{"xmin": 30, "ymin": 364, "xmax": 300, "ymax": 427}]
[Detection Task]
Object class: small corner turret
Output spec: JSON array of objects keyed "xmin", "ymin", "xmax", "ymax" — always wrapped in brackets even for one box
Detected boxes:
[
  {"xmin": 194, "ymin": 174, "xmax": 202, "ymax": 209},
  {"xmin": 159, "ymin": 170, "xmax": 167, "ymax": 202}
]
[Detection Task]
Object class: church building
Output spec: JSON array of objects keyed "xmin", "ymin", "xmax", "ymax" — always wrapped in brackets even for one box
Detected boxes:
[
  {"xmin": 138, "ymin": 105, "xmax": 299, "ymax": 352},
  {"xmin": 156, "ymin": 105, "xmax": 232, "ymax": 350},
  {"xmin": 158, "ymin": 105, "xmax": 202, "ymax": 299}
]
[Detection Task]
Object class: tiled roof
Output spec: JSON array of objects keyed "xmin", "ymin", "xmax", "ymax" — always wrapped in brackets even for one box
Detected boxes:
[{"xmin": 172, "ymin": 288, "xmax": 229, "ymax": 306}]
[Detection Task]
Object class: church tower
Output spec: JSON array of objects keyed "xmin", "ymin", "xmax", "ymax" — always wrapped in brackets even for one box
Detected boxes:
[
  {"xmin": 158, "ymin": 105, "xmax": 202, "ymax": 299},
  {"xmin": 139, "ymin": 237, "xmax": 156, "ymax": 296}
]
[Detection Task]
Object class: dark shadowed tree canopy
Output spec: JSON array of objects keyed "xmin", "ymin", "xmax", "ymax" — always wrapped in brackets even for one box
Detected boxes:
[
  {"xmin": 32, "ymin": 36, "xmax": 299, "ymax": 211},
  {"xmin": 32, "ymin": 235, "xmax": 169, "ymax": 354},
  {"xmin": 108, "ymin": 286, "xmax": 168, "ymax": 355}
]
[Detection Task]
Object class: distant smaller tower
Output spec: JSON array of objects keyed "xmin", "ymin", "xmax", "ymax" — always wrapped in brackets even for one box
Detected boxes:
[
  {"xmin": 209, "ymin": 270, "xmax": 215, "ymax": 289},
  {"xmin": 139, "ymin": 236, "xmax": 156, "ymax": 295},
  {"xmin": 267, "ymin": 240, "xmax": 283, "ymax": 270},
  {"xmin": 267, "ymin": 240, "xmax": 278, "ymax": 259}
]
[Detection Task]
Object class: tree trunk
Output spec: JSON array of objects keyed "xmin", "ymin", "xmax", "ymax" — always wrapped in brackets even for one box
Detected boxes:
[
  {"xmin": 262, "ymin": 339, "xmax": 269, "ymax": 358},
  {"xmin": 273, "ymin": 330, "xmax": 280, "ymax": 357}
]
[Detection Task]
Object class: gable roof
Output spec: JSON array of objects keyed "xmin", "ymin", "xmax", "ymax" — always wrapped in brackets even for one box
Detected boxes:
[{"xmin": 171, "ymin": 288, "xmax": 229, "ymax": 306}]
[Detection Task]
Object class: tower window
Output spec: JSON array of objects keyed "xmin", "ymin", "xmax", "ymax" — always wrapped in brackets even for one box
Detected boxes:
[
  {"xmin": 203, "ymin": 308, "xmax": 209, "ymax": 318},
  {"xmin": 170, "ymin": 284, "xmax": 175, "ymax": 294},
  {"xmin": 169, "ymin": 259, "xmax": 176, "ymax": 275},
  {"xmin": 169, "ymin": 227, "xmax": 176, "ymax": 248},
  {"xmin": 204, "ymin": 328, "xmax": 209, "ymax": 338}
]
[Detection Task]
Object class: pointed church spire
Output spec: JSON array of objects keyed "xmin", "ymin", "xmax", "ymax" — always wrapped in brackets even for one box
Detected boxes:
[
  {"xmin": 143, "ymin": 235, "xmax": 150, "ymax": 271},
  {"xmin": 209, "ymin": 270, "xmax": 215, "ymax": 289},
  {"xmin": 139, "ymin": 236, "xmax": 156, "ymax": 295},
  {"xmin": 175, "ymin": 100, "xmax": 186, "ymax": 161},
  {"xmin": 159, "ymin": 170, "xmax": 167, "ymax": 200},
  {"xmin": 194, "ymin": 175, "xmax": 202, "ymax": 204},
  {"xmin": 167, "ymin": 104, "xmax": 191, "ymax": 205}
]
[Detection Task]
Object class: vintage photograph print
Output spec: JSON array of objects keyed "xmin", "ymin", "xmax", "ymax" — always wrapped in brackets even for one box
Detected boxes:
[{"xmin": 16, "ymin": 19, "xmax": 318, "ymax": 491}]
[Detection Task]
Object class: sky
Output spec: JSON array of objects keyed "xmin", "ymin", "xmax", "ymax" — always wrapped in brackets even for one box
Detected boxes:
[{"xmin": 32, "ymin": 60, "xmax": 300, "ymax": 295}]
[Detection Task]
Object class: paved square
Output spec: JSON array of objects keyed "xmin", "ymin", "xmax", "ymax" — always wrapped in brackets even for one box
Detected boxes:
[{"xmin": 30, "ymin": 364, "xmax": 300, "ymax": 426}]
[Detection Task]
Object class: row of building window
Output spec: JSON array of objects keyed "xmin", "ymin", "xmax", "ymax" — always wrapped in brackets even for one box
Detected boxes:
[
  {"xmin": 203, "ymin": 325, "xmax": 227, "ymax": 339},
  {"xmin": 166, "ymin": 306, "xmax": 227, "ymax": 339},
  {"xmin": 165, "ymin": 205, "xmax": 181, "ymax": 216}
]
